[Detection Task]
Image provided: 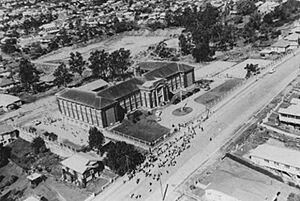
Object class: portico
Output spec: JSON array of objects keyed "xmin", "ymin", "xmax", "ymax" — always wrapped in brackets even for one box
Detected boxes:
[{"xmin": 140, "ymin": 77, "xmax": 169, "ymax": 109}]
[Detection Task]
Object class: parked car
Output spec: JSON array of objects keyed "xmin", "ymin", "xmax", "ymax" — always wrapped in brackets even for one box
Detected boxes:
[
  {"xmin": 172, "ymin": 98, "xmax": 181, "ymax": 105},
  {"xmin": 186, "ymin": 92, "xmax": 193, "ymax": 97},
  {"xmin": 193, "ymin": 88, "xmax": 200, "ymax": 93}
]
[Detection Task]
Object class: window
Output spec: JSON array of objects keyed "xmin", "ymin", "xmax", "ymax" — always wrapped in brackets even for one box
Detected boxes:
[
  {"xmin": 264, "ymin": 159, "xmax": 269, "ymax": 163},
  {"xmin": 274, "ymin": 162, "xmax": 279, "ymax": 166},
  {"xmin": 285, "ymin": 164, "xmax": 290, "ymax": 169}
]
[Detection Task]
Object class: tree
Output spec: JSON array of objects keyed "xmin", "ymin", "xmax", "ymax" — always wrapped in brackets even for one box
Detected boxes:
[
  {"xmin": 88, "ymin": 49, "xmax": 109, "ymax": 79},
  {"xmin": 53, "ymin": 62, "xmax": 73, "ymax": 87},
  {"xmin": 287, "ymin": 193, "xmax": 300, "ymax": 201},
  {"xmin": 69, "ymin": 51, "xmax": 86, "ymax": 76},
  {"xmin": 0, "ymin": 144, "xmax": 11, "ymax": 168},
  {"xmin": 192, "ymin": 40, "xmax": 212, "ymax": 62},
  {"xmin": 244, "ymin": 63, "xmax": 259, "ymax": 78},
  {"xmin": 19, "ymin": 58, "xmax": 40, "ymax": 91},
  {"xmin": 1, "ymin": 38, "xmax": 19, "ymax": 54},
  {"xmin": 88, "ymin": 127, "xmax": 105, "ymax": 151},
  {"xmin": 178, "ymin": 33, "xmax": 194, "ymax": 55},
  {"xmin": 104, "ymin": 141, "xmax": 145, "ymax": 176},
  {"xmin": 236, "ymin": 0, "xmax": 257, "ymax": 15},
  {"xmin": 108, "ymin": 48, "xmax": 131, "ymax": 80},
  {"xmin": 31, "ymin": 137, "xmax": 46, "ymax": 154}
]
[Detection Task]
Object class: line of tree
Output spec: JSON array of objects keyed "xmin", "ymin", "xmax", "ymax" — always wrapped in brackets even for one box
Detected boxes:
[
  {"xmin": 104, "ymin": 141, "xmax": 145, "ymax": 176},
  {"xmin": 18, "ymin": 58, "xmax": 40, "ymax": 92},
  {"xmin": 88, "ymin": 48, "xmax": 132, "ymax": 81}
]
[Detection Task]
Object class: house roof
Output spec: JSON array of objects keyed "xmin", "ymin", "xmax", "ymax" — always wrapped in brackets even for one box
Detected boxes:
[
  {"xmin": 278, "ymin": 98, "xmax": 300, "ymax": 117},
  {"xmin": 0, "ymin": 94, "xmax": 20, "ymax": 108},
  {"xmin": 0, "ymin": 123, "xmax": 16, "ymax": 135},
  {"xmin": 0, "ymin": 77, "xmax": 15, "ymax": 87},
  {"xmin": 271, "ymin": 40, "xmax": 290, "ymax": 48},
  {"xmin": 61, "ymin": 152, "xmax": 102, "ymax": 174},
  {"xmin": 27, "ymin": 172, "xmax": 42, "ymax": 181},
  {"xmin": 250, "ymin": 144, "xmax": 300, "ymax": 168},
  {"xmin": 97, "ymin": 78, "xmax": 145, "ymax": 100},
  {"xmin": 284, "ymin": 33, "xmax": 300, "ymax": 41},
  {"xmin": 206, "ymin": 157, "xmax": 281, "ymax": 201},
  {"xmin": 23, "ymin": 196, "xmax": 40, "ymax": 201},
  {"xmin": 57, "ymin": 88, "xmax": 115, "ymax": 109},
  {"xmin": 143, "ymin": 63, "xmax": 194, "ymax": 80}
]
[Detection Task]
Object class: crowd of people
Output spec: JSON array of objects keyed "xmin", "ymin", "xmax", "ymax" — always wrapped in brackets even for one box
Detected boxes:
[{"xmin": 126, "ymin": 119, "xmax": 208, "ymax": 199}]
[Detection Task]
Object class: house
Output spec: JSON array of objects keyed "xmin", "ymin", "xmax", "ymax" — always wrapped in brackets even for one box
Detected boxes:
[
  {"xmin": 0, "ymin": 94, "xmax": 22, "ymax": 112},
  {"xmin": 284, "ymin": 33, "xmax": 300, "ymax": 49},
  {"xmin": 270, "ymin": 40, "xmax": 290, "ymax": 54},
  {"xmin": 23, "ymin": 196, "xmax": 40, "ymax": 201},
  {"xmin": 203, "ymin": 157, "xmax": 282, "ymax": 201},
  {"xmin": 278, "ymin": 98, "xmax": 300, "ymax": 126},
  {"xmin": 249, "ymin": 144, "xmax": 300, "ymax": 177},
  {"xmin": 0, "ymin": 123, "xmax": 19, "ymax": 146},
  {"xmin": 56, "ymin": 62, "xmax": 195, "ymax": 128},
  {"xmin": 258, "ymin": 1, "xmax": 280, "ymax": 14},
  {"xmin": 0, "ymin": 77, "xmax": 18, "ymax": 91},
  {"xmin": 61, "ymin": 152, "xmax": 104, "ymax": 187}
]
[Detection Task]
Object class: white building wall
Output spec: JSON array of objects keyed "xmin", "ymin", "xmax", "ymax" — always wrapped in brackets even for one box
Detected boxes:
[
  {"xmin": 250, "ymin": 156, "xmax": 300, "ymax": 176},
  {"xmin": 205, "ymin": 189, "xmax": 239, "ymax": 201}
]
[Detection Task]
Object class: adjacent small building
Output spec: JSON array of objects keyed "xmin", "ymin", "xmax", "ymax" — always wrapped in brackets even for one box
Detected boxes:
[
  {"xmin": 0, "ymin": 94, "xmax": 22, "ymax": 112},
  {"xmin": 56, "ymin": 63, "xmax": 195, "ymax": 128},
  {"xmin": 249, "ymin": 144, "xmax": 300, "ymax": 177},
  {"xmin": 0, "ymin": 123, "xmax": 19, "ymax": 146},
  {"xmin": 203, "ymin": 157, "xmax": 282, "ymax": 201},
  {"xmin": 278, "ymin": 98, "xmax": 300, "ymax": 126},
  {"xmin": 61, "ymin": 152, "xmax": 104, "ymax": 187}
]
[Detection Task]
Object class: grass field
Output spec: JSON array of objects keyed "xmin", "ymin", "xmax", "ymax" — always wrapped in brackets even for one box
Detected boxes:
[
  {"xmin": 113, "ymin": 118, "xmax": 170, "ymax": 143},
  {"xmin": 194, "ymin": 78, "xmax": 243, "ymax": 106}
]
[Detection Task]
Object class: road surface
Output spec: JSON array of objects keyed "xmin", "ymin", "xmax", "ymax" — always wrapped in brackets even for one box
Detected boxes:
[{"xmin": 94, "ymin": 52, "xmax": 300, "ymax": 201}]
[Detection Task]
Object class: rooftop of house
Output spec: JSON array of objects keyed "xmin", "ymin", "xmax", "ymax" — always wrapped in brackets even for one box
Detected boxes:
[
  {"xmin": 271, "ymin": 40, "xmax": 290, "ymax": 48},
  {"xmin": 278, "ymin": 98, "xmax": 300, "ymax": 117},
  {"xmin": 0, "ymin": 123, "xmax": 16, "ymax": 135},
  {"xmin": 0, "ymin": 94, "xmax": 21, "ymax": 108},
  {"xmin": 206, "ymin": 157, "xmax": 281, "ymax": 201},
  {"xmin": 61, "ymin": 152, "xmax": 103, "ymax": 174},
  {"xmin": 249, "ymin": 144, "xmax": 300, "ymax": 168},
  {"xmin": 0, "ymin": 77, "xmax": 15, "ymax": 87}
]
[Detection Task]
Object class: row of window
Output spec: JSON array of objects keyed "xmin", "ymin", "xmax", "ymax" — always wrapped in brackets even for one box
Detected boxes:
[
  {"xmin": 280, "ymin": 113, "xmax": 300, "ymax": 119},
  {"xmin": 264, "ymin": 159, "xmax": 300, "ymax": 171},
  {"xmin": 58, "ymin": 99, "xmax": 102, "ymax": 126}
]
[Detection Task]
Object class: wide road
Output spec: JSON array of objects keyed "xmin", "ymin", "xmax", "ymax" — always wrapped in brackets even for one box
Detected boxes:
[{"xmin": 94, "ymin": 52, "xmax": 300, "ymax": 201}]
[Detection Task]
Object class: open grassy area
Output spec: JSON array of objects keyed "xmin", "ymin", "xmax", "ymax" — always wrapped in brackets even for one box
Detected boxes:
[
  {"xmin": 113, "ymin": 117, "xmax": 170, "ymax": 143},
  {"xmin": 194, "ymin": 78, "xmax": 243, "ymax": 106}
]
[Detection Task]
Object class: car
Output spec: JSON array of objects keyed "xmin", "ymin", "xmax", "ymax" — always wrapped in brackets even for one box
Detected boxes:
[
  {"xmin": 193, "ymin": 88, "xmax": 200, "ymax": 93},
  {"xmin": 269, "ymin": 68, "xmax": 276, "ymax": 74},
  {"xmin": 186, "ymin": 92, "xmax": 193, "ymax": 97},
  {"xmin": 172, "ymin": 98, "xmax": 181, "ymax": 105}
]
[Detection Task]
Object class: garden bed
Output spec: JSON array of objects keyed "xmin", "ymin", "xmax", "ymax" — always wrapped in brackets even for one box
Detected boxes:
[{"xmin": 194, "ymin": 78, "xmax": 243, "ymax": 106}]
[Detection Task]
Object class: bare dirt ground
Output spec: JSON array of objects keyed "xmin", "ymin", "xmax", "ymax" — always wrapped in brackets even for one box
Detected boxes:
[{"xmin": 34, "ymin": 28, "xmax": 182, "ymax": 66}]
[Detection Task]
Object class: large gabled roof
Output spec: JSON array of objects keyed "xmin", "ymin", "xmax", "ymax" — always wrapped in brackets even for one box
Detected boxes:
[
  {"xmin": 143, "ymin": 63, "xmax": 194, "ymax": 80},
  {"xmin": 97, "ymin": 78, "xmax": 145, "ymax": 100},
  {"xmin": 57, "ymin": 88, "xmax": 115, "ymax": 109}
]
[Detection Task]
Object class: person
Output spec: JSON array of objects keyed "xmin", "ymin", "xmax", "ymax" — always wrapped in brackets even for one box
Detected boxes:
[{"xmin": 209, "ymin": 138, "xmax": 212, "ymax": 141}]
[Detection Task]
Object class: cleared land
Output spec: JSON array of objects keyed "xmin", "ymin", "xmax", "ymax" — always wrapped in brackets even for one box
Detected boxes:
[{"xmin": 194, "ymin": 78, "xmax": 243, "ymax": 106}]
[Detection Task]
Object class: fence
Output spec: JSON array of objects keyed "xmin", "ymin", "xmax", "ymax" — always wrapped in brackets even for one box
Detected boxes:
[{"xmin": 16, "ymin": 125, "xmax": 80, "ymax": 155}]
